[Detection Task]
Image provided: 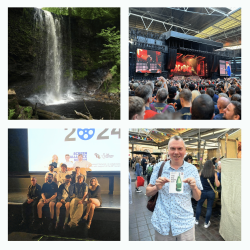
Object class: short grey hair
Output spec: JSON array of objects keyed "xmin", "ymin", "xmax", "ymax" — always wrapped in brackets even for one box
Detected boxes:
[
  {"xmin": 156, "ymin": 88, "xmax": 168, "ymax": 103},
  {"xmin": 168, "ymin": 135, "xmax": 186, "ymax": 149},
  {"xmin": 145, "ymin": 81, "xmax": 154, "ymax": 91},
  {"xmin": 218, "ymin": 93, "xmax": 229, "ymax": 99},
  {"xmin": 135, "ymin": 85, "xmax": 153, "ymax": 104},
  {"xmin": 179, "ymin": 89, "xmax": 192, "ymax": 102}
]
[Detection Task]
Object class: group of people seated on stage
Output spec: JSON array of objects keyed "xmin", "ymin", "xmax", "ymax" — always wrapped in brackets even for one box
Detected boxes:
[
  {"xmin": 129, "ymin": 76, "xmax": 241, "ymax": 120},
  {"xmin": 20, "ymin": 160, "xmax": 101, "ymax": 231}
]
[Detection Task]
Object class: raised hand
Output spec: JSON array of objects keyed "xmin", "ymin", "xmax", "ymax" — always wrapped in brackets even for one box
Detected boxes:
[
  {"xmin": 183, "ymin": 177, "xmax": 196, "ymax": 190},
  {"xmin": 155, "ymin": 177, "xmax": 170, "ymax": 191}
]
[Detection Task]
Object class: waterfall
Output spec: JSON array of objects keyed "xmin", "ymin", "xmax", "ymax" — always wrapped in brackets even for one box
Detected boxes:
[
  {"xmin": 29, "ymin": 8, "xmax": 75, "ymax": 105},
  {"xmin": 44, "ymin": 10, "xmax": 62, "ymax": 100}
]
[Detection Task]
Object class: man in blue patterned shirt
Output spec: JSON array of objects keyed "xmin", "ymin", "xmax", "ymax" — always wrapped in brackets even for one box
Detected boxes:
[{"xmin": 146, "ymin": 135, "xmax": 203, "ymax": 241}]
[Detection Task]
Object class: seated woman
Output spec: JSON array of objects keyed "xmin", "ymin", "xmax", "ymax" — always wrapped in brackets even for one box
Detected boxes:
[{"xmin": 83, "ymin": 177, "xmax": 102, "ymax": 229}]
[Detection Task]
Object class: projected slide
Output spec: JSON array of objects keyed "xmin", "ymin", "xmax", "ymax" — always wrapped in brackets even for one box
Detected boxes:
[
  {"xmin": 220, "ymin": 60, "xmax": 231, "ymax": 76},
  {"xmin": 136, "ymin": 49, "xmax": 162, "ymax": 73},
  {"xmin": 28, "ymin": 128, "xmax": 120, "ymax": 172}
]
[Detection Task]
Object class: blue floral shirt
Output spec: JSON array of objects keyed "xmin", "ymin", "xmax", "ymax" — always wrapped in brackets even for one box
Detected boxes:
[{"xmin": 150, "ymin": 160, "xmax": 203, "ymax": 236}]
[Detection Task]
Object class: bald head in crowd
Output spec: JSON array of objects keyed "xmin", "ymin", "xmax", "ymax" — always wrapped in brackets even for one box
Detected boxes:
[
  {"xmin": 217, "ymin": 97, "xmax": 230, "ymax": 114},
  {"xmin": 191, "ymin": 94, "xmax": 215, "ymax": 120}
]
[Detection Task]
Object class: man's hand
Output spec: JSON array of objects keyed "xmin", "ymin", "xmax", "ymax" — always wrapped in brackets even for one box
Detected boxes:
[
  {"xmin": 155, "ymin": 177, "xmax": 170, "ymax": 191},
  {"xmin": 61, "ymin": 199, "xmax": 65, "ymax": 203},
  {"xmin": 78, "ymin": 200, "xmax": 83, "ymax": 204},
  {"xmin": 183, "ymin": 177, "xmax": 196, "ymax": 190},
  {"xmin": 44, "ymin": 199, "xmax": 49, "ymax": 204},
  {"xmin": 27, "ymin": 199, "xmax": 33, "ymax": 204}
]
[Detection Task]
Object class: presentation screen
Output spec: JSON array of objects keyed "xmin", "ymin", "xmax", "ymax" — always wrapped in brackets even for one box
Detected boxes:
[
  {"xmin": 28, "ymin": 128, "xmax": 120, "ymax": 172},
  {"xmin": 136, "ymin": 49, "xmax": 163, "ymax": 73},
  {"xmin": 219, "ymin": 60, "xmax": 231, "ymax": 76}
]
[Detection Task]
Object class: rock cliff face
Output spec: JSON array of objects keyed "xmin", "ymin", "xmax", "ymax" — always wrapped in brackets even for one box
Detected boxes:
[{"xmin": 8, "ymin": 8, "xmax": 117, "ymax": 99}]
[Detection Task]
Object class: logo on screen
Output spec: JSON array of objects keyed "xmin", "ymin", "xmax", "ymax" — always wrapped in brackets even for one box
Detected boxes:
[
  {"xmin": 77, "ymin": 129, "xmax": 95, "ymax": 140},
  {"xmin": 73, "ymin": 152, "xmax": 87, "ymax": 161}
]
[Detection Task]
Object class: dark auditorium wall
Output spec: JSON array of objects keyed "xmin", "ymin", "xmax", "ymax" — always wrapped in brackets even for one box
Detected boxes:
[{"xmin": 8, "ymin": 129, "xmax": 28, "ymax": 175}]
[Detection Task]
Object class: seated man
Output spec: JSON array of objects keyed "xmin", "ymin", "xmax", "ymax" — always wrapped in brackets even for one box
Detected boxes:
[
  {"xmin": 55, "ymin": 175, "xmax": 73, "ymax": 229},
  {"xmin": 20, "ymin": 177, "xmax": 41, "ymax": 227},
  {"xmin": 71, "ymin": 166, "xmax": 81, "ymax": 184},
  {"xmin": 57, "ymin": 164, "xmax": 70, "ymax": 187},
  {"xmin": 68, "ymin": 175, "xmax": 88, "ymax": 227},
  {"xmin": 45, "ymin": 164, "xmax": 57, "ymax": 183},
  {"xmin": 36, "ymin": 173, "xmax": 58, "ymax": 230}
]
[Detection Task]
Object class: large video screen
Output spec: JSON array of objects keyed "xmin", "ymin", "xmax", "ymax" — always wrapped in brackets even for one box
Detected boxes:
[
  {"xmin": 220, "ymin": 60, "xmax": 232, "ymax": 76},
  {"xmin": 28, "ymin": 128, "xmax": 120, "ymax": 172},
  {"xmin": 170, "ymin": 54, "xmax": 205, "ymax": 77},
  {"xmin": 136, "ymin": 49, "xmax": 163, "ymax": 73}
]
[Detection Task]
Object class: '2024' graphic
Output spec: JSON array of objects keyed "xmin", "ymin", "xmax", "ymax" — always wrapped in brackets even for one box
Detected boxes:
[{"xmin": 64, "ymin": 128, "xmax": 120, "ymax": 141}]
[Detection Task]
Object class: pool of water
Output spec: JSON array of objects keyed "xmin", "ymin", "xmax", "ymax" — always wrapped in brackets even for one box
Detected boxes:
[{"xmin": 38, "ymin": 100, "xmax": 120, "ymax": 120}]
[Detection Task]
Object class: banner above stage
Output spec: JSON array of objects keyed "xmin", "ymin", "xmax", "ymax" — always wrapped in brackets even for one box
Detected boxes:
[{"xmin": 28, "ymin": 128, "xmax": 120, "ymax": 172}]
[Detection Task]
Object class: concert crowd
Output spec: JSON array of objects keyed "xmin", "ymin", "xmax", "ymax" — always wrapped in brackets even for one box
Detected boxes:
[{"xmin": 129, "ymin": 77, "xmax": 241, "ymax": 120}]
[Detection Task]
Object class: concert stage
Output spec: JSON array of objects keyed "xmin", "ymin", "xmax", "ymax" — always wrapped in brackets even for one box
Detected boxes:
[{"xmin": 129, "ymin": 29, "xmax": 237, "ymax": 80}]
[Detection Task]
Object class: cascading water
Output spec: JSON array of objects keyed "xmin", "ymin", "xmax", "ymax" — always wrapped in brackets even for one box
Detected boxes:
[{"xmin": 29, "ymin": 8, "xmax": 75, "ymax": 105}]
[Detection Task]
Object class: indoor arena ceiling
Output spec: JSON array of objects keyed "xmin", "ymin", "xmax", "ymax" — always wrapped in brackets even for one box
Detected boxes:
[
  {"xmin": 129, "ymin": 7, "xmax": 241, "ymax": 48},
  {"xmin": 129, "ymin": 128, "xmax": 240, "ymax": 149}
]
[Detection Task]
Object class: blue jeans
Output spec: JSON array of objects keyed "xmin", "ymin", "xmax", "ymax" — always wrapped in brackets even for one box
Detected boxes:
[{"xmin": 195, "ymin": 190, "xmax": 215, "ymax": 224}]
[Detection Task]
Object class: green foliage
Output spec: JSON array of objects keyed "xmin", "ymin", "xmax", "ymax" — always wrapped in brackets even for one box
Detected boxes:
[
  {"xmin": 42, "ymin": 8, "xmax": 120, "ymax": 22},
  {"xmin": 72, "ymin": 70, "xmax": 88, "ymax": 80},
  {"xmin": 8, "ymin": 109, "xmax": 15, "ymax": 120},
  {"xmin": 96, "ymin": 27, "xmax": 120, "ymax": 93},
  {"xmin": 23, "ymin": 106, "xmax": 33, "ymax": 119}
]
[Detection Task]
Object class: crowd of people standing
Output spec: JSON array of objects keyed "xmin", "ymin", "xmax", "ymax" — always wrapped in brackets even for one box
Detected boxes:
[{"xmin": 129, "ymin": 76, "xmax": 241, "ymax": 120}]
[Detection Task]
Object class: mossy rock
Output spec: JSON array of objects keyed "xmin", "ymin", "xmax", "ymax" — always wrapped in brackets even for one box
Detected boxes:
[{"xmin": 17, "ymin": 106, "xmax": 33, "ymax": 120}]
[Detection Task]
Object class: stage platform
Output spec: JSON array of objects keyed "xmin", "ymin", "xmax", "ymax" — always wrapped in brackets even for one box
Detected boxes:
[
  {"xmin": 8, "ymin": 192, "xmax": 120, "ymax": 241},
  {"xmin": 8, "ymin": 192, "xmax": 120, "ymax": 208}
]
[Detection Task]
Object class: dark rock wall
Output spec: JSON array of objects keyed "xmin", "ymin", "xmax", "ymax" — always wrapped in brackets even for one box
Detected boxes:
[{"xmin": 8, "ymin": 8, "xmax": 118, "ymax": 98}]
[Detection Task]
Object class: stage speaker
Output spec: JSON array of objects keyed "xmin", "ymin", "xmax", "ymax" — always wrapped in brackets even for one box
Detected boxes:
[
  {"xmin": 211, "ymin": 55, "xmax": 219, "ymax": 72},
  {"xmin": 166, "ymin": 48, "xmax": 177, "ymax": 70}
]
